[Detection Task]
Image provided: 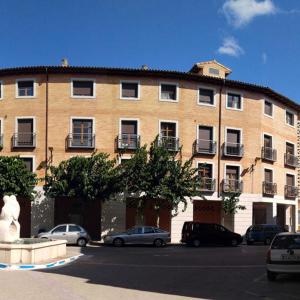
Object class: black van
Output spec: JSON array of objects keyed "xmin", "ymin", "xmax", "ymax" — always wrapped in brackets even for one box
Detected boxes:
[
  {"xmin": 245, "ymin": 224, "xmax": 285, "ymax": 245},
  {"xmin": 181, "ymin": 222, "xmax": 243, "ymax": 247}
]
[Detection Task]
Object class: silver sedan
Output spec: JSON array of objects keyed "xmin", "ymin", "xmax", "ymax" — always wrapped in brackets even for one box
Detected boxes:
[
  {"xmin": 38, "ymin": 224, "xmax": 90, "ymax": 247},
  {"xmin": 103, "ymin": 226, "xmax": 171, "ymax": 247}
]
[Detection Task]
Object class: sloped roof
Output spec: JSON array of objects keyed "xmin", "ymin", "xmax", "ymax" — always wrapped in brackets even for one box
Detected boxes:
[{"xmin": 0, "ymin": 65, "xmax": 298, "ymax": 110}]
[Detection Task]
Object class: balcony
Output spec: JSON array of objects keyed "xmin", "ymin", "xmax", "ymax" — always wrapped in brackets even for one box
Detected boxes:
[
  {"xmin": 262, "ymin": 181, "xmax": 277, "ymax": 196},
  {"xmin": 67, "ymin": 133, "xmax": 95, "ymax": 149},
  {"xmin": 284, "ymin": 153, "xmax": 298, "ymax": 167},
  {"xmin": 197, "ymin": 178, "xmax": 216, "ymax": 192},
  {"xmin": 285, "ymin": 185, "xmax": 298, "ymax": 198},
  {"xmin": 158, "ymin": 136, "xmax": 179, "ymax": 152},
  {"xmin": 222, "ymin": 179, "xmax": 243, "ymax": 193},
  {"xmin": 13, "ymin": 133, "xmax": 36, "ymax": 148},
  {"xmin": 194, "ymin": 139, "xmax": 216, "ymax": 155},
  {"xmin": 223, "ymin": 143, "xmax": 244, "ymax": 157},
  {"xmin": 261, "ymin": 147, "xmax": 277, "ymax": 162},
  {"xmin": 118, "ymin": 134, "xmax": 140, "ymax": 150}
]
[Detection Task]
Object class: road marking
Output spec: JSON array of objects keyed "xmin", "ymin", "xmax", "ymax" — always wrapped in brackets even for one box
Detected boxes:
[{"xmin": 253, "ymin": 273, "xmax": 266, "ymax": 282}]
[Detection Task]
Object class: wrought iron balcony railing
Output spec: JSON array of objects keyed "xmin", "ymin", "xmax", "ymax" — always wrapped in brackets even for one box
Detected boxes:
[
  {"xmin": 284, "ymin": 185, "xmax": 298, "ymax": 198},
  {"xmin": 223, "ymin": 143, "xmax": 244, "ymax": 157},
  {"xmin": 118, "ymin": 134, "xmax": 140, "ymax": 150},
  {"xmin": 261, "ymin": 147, "xmax": 277, "ymax": 162},
  {"xmin": 284, "ymin": 153, "xmax": 298, "ymax": 167},
  {"xmin": 262, "ymin": 181, "xmax": 277, "ymax": 196},
  {"xmin": 67, "ymin": 133, "xmax": 95, "ymax": 149},
  {"xmin": 194, "ymin": 139, "xmax": 216, "ymax": 155},
  {"xmin": 158, "ymin": 136, "xmax": 180, "ymax": 152},
  {"xmin": 13, "ymin": 133, "xmax": 36, "ymax": 148},
  {"xmin": 222, "ymin": 179, "xmax": 243, "ymax": 193},
  {"xmin": 197, "ymin": 177, "xmax": 216, "ymax": 192}
]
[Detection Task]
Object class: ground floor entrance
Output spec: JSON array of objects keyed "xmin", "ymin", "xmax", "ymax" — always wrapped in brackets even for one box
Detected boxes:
[{"xmin": 193, "ymin": 200, "xmax": 221, "ymax": 224}]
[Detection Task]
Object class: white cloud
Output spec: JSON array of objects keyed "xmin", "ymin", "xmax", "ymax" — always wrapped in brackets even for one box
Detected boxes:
[
  {"xmin": 262, "ymin": 52, "xmax": 267, "ymax": 64},
  {"xmin": 222, "ymin": 0, "xmax": 277, "ymax": 27},
  {"xmin": 217, "ymin": 37, "xmax": 244, "ymax": 57}
]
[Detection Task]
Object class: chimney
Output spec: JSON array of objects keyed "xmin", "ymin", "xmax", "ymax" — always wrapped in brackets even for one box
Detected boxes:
[
  {"xmin": 141, "ymin": 64, "xmax": 149, "ymax": 70},
  {"xmin": 61, "ymin": 58, "xmax": 69, "ymax": 67}
]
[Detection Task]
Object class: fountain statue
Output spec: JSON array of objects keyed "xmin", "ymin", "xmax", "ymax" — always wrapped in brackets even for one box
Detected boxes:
[{"xmin": 0, "ymin": 195, "xmax": 20, "ymax": 242}]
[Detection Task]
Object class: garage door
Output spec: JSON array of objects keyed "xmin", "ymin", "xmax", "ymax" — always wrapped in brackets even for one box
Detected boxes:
[{"xmin": 193, "ymin": 201, "xmax": 221, "ymax": 224}]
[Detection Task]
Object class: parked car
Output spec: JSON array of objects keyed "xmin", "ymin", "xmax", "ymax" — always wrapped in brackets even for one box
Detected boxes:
[
  {"xmin": 103, "ymin": 226, "xmax": 171, "ymax": 247},
  {"xmin": 245, "ymin": 224, "xmax": 285, "ymax": 245},
  {"xmin": 181, "ymin": 222, "xmax": 242, "ymax": 247},
  {"xmin": 38, "ymin": 224, "xmax": 90, "ymax": 247},
  {"xmin": 266, "ymin": 232, "xmax": 300, "ymax": 281}
]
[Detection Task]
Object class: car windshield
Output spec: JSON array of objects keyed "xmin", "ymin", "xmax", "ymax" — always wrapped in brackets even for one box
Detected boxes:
[{"xmin": 271, "ymin": 235, "xmax": 300, "ymax": 250}]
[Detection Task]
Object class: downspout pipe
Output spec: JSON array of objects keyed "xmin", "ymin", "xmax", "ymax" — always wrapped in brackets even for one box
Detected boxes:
[
  {"xmin": 217, "ymin": 78, "xmax": 225, "ymax": 198},
  {"xmin": 45, "ymin": 67, "xmax": 49, "ymax": 180}
]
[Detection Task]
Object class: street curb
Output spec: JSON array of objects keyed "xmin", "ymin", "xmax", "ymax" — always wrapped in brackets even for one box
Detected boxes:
[{"xmin": 0, "ymin": 254, "xmax": 83, "ymax": 271}]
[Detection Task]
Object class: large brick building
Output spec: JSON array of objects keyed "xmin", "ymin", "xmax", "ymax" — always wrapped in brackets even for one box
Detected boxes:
[{"xmin": 0, "ymin": 60, "xmax": 298, "ymax": 241}]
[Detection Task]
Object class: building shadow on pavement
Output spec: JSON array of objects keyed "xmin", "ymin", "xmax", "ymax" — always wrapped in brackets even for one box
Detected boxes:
[{"xmin": 36, "ymin": 245, "xmax": 300, "ymax": 300}]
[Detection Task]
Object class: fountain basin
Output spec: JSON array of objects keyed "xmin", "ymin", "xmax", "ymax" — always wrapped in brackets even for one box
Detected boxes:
[{"xmin": 0, "ymin": 239, "xmax": 67, "ymax": 264}]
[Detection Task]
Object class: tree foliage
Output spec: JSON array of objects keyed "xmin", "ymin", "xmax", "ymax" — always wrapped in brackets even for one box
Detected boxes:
[
  {"xmin": 120, "ymin": 138, "xmax": 201, "ymax": 215},
  {"xmin": 44, "ymin": 153, "xmax": 121, "ymax": 201},
  {"xmin": 221, "ymin": 192, "xmax": 246, "ymax": 215},
  {"xmin": 0, "ymin": 156, "xmax": 37, "ymax": 200}
]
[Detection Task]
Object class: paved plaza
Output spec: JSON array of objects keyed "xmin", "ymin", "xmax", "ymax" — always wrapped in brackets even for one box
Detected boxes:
[{"xmin": 0, "ymin": 244, "xmax": 299, "ymax": 300}]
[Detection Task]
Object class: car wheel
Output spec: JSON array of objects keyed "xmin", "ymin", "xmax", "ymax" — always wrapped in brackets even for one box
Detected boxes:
[
  {"xmin": 77, "ymin": 238, "xmax": 87, "ymax": 247},
  {"xmin": 267, "ymin": 270, "xmax": 277, "ymax": 281},
  {"xmin": 264, "ymin": 238, "xmax": 271, "ymax": 245},
  {"xmin": 231, "ymin": 239, "xmax": 238, "ymax": 247},
  {"xmin": 153, "ymin": 239, "xmax": 164, "ymax": 247},
  {"xmin": 113, "ymin": 238, "xmax": 124, "ymax": 247},
  {"xmin": 193, "ymin": 239, "xmax": 201, "ymax": 247}
]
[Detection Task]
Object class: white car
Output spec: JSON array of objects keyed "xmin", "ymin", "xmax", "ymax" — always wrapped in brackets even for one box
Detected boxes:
[{"xmin": 266, "ymin": 232, "xmax": 300, "ymax": 281}]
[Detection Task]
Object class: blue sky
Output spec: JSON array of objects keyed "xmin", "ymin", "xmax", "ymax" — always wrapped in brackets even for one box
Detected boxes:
[{"xmin": 0, "ymin": 0, "xmax": 300, "ymax": 101}]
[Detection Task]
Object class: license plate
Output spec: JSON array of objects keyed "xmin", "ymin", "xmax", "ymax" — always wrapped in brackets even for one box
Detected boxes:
[{"xmin": 281, "ymin": 254, "xmax": 300, "ymax": 261}]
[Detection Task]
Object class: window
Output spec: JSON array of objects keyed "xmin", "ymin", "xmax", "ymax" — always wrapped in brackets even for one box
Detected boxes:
[
  {"xmin": 0, "ymin": 119, "xmax": 3, "ymax": 147},
  {"xmin": 52, "ymin": 225, "xmax": 67, "ymax": 233},
  {"xmin": 264, "ymin": 169, "xmax": 273, "ymax": 183},
  {"xmin": 160, "ymin": 83, "xmax": 177, "ymax": 101},
  {"xmin": 199, "ymin": 88, "xmax": 214, "ymax": 105},
  {"xmin": 286, "ymin": 111, "xmax": 294, "ymax": 126},
  {"xmin": 68, "ymin": 225, "xmax": 82, "ymax": 232},
  {"xmin": 127, "ymin": 227, "xmax": 143, "ymax": 234},
  {"xmin": 224, "ymin": 165, "xmax": 241, "ymax": 192},
  {"xmin": 264, "ymin": 134, "xmax": 272, "ymax": 149},
  {"xmin": 286, "ymin": 142, "xmax": 295, "ymax": 155},
  {"xmin": 19, "ymin": 157, "xmax": 33, "ymax": 172},
  {"xmin": 209, "ymin": 68, "xmax": 219, "ymax": 76},
  {"xmin": 159, "ymin": 121, "xmax": 178, "ymax": 151},
  {"xmin": 225, "ymin": 128, "xmax": 242, "ymax": 156},
  {"xmin": 121, "ymin": 82, "xmax": 139, "ymax": 99},
  {"xmin": 119, "ymin": 120, "xmax": 139, "ymax": 149},
  {"xmin": 264, "ymin": 100, "xmax": 273, "ymax": 117},
  {"xmin": 15, "ymin": 118, "xmax": 35, "ymax": 147},
  {"xmin": 227, "ymin": 93, "xmax": 242, "ymax": 110},
  {"xmin": 161, "ymin": 122, "xmax": 176, "ymax": 138},
  {"xmin": 70, "ymin": 119, "xmax": 94, "ymax": 148},
  {"xmin": 286, "ymin": 174, "xmax": 295, "ymax": 187},
  {"xmin": 144, "ymin": 227, "xmax": 154, "ymax": 234},
  {"xmin": 198, "ymin": 163, "xmax": 213, "ymax": 179},
  {"xmin": 17, "ymin": 80, "xmax": 34, "ymax": 97},
  {"xmin": 197, "ymin": 126, "xmax": 215, "ymax": 154},
  {"xmin": 72, "ymin": 80, "xmax": 95, "ymax": 97}
]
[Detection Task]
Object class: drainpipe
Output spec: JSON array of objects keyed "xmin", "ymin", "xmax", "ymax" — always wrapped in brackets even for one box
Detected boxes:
[
  {"xmin": 217, "ymin": 79, "xmax": 225, "ymax": 198},
  {"xmin": 45, "ymin": 67, "xmax": 49, "ymax": 180}
]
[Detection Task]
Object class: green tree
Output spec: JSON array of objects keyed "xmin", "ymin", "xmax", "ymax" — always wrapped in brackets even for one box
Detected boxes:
[
  {"xmin": 44, "ymin": 153, "xmax": 121, "ymax": 202},
  {"xmin": 120, "ymin": 138, "xmax": 201, "ymax": 221},
  {"xmin": 221, "ymin": 192, "xmax": 246, "ymax": 215},
  {"xmin": 0, "ymin": 156, "xmax": 37, "ymax": 199}
]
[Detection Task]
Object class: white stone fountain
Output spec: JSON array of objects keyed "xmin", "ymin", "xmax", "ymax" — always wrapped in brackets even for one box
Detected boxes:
[{"xmin": 0, "ymin": 195, "xmax": 67, "ymax": 264}]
